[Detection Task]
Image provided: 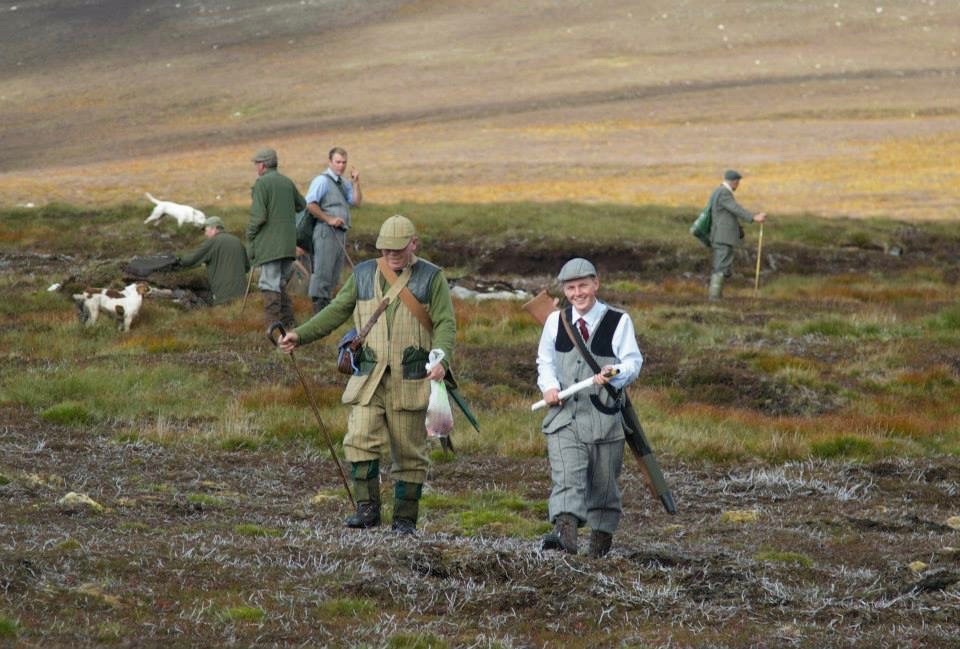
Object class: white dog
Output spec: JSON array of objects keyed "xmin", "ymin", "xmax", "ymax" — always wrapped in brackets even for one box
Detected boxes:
[
  {"xmin": 73, "ymin": 282, "xmax": 149, "ymax": 332},
  {"xmin": 143, "ymin": 192, "xmax": 206, "ymax": 227}
]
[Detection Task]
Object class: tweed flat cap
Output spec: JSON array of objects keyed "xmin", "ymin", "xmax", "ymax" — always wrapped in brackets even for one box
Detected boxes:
[
  {"xmin": 376, "ymin": 215, "xmax": 417, "ymax": 250},
  {"xmin": 252, "ymin": 148, "xmax": 278, "ymax": 166},
  {"xmin": 557, "ymin": 257, "xmax": 597, "ymax": 282}
]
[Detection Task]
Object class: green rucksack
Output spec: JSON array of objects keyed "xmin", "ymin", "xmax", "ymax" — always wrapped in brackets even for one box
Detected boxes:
[
  {"xmin": 690, "ymin": 187, "xmax": 721, "ymax": 248},
  {"xmin": 295, "ymin": 208, "xmax": 315, "ymax": 254}
]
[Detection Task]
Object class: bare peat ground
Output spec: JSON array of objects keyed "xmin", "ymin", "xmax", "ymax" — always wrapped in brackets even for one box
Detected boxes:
[
  {"xmin": 3, "ymin": 237, "xmax": 960, "ymax": 648},
  {"xmin": 2, "ymin": 405, "xmax": 959, "ymax": 649}
]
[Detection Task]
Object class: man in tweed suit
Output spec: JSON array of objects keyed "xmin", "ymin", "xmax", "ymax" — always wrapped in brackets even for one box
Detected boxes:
[
  {"xmin": 303, "ymin": 146, "xmax": 363, "ymax": 314},
  {"xmin": 708, "ymin": 169, "xmax": 767, "ymax": 300},
  {"xmin": 278, "ymin": 215, "xmax": 455, "ymax": 535},
  {"xmin": 536, "ymin": 258, "xmax": 643, "ymax": 558}
]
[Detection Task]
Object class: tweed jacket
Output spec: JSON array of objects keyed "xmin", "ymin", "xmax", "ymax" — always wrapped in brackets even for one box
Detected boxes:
[
  {"xmin": 247, "ymin": 169, "xmax": 306, "ymax": 266},
  {"xmin": 709, "ymin": 183, "xmax": 755, "ymax": 247}
]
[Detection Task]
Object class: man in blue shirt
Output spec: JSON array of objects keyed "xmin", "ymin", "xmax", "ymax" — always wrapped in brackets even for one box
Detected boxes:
[{"xmin": 303, "ymin": 147, "xmax": 363, "ymax": 313}]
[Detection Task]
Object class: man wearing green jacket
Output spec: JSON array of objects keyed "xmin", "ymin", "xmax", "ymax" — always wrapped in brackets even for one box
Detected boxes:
[
  {"xmin": 176, "ymin": 216, "xmax": 250, "ymax": 305},
  {"xmin": 278, "ymin": 215, "xmax": 456, "ymax": 535},
  {"xmin": 708, "ymin": 169, "xmax": 767, "ymax": 300},
  {"xmin": 248, "ymin": 147, "xmax": 306, "ymax": 328}
]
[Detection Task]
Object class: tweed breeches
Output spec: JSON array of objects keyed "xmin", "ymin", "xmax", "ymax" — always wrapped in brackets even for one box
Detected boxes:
[
  {"xmin": 309, "ymin": 226, "xmax": 346, "ymax": 301},
  {"xmin": 344, "ymin": 373, "xmax": 429, "ymax": 484},
  {"xmin": 546, "ymin": 425, "xmax": 624, "ymax": 534},
  {"xmin": 257, "ymin": 259, "xmax": 294, "ymax": 292},
  {"xmin": 711, "ymin": 243, "xmax": 736, "ymax": 276}
]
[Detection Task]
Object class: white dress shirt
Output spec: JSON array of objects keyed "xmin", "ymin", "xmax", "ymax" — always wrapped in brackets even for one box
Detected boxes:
[{"xmin": 536, "ymin": 300, "xmax": 643, "ymax": 394}]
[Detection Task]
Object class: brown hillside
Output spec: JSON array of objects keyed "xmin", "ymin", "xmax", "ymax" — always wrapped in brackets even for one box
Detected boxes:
[{"xmin": 1, "ymin": 0, "xmax": 959, "ymax": 218}]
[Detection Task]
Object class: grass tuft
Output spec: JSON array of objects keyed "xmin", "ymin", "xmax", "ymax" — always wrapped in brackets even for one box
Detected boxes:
[
  {"xmin": 811, "ymin": 436, "xmax": 876, "ymax": 459},
  {"xmin": 0, "ymin": 615, "xmax": 18, "ymax": 639},
  {"xmin": 387, "ymin": 633, "xmax": 449, "ymax": 649},
  {"xmin": 41, "ymin": 401, "xmax": 94, "ymax": 426},
  {"xmin": 234, "ymin": 523, "xmax": 282, "ymax": 538},
  {"xmin": 317, "ymin": 597, "xmax": 376, "ymax": 618},
  {"xmin": 755, "ymin": 549, "xmax": 814, "ymax": 568},
  {"xmin": 218, "ymin": 605, "xmax": 266, "ymax": 624}
]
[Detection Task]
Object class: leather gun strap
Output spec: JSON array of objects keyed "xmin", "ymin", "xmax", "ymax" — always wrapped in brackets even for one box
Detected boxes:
[
  {"xmin": 559, "ymin": 309, "xmax": 620, "ymax": 403},
  {"xmin": 377, "ymin": 258, "xmax": 433, "ymax": 333},
  {"xmin": 355, "ymin": 266, "xmax": 411, "ymax": 344}
]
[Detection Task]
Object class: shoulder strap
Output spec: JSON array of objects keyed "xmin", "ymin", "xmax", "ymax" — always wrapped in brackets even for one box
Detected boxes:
[
  {"xmin": 355, "ymin": 266, "xmax": 411, "ymax": 344},
  {"xmin": 323, "ymin": 171, "xmax": 349, "ymax": 203},
  {"xmin": 559, "ymin": 309, "xmax": 620, "ymax": 403},
  {"xmin": 377, "ymin": 258, "xmax": 433, "ymax": 333}
]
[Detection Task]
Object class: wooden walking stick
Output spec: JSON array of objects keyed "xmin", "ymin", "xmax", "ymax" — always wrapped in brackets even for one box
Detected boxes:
[
  {"xmin": 239, "ymin": 267, "xmax": 255, "ymax": 314},
  {"xmin": 267, "ymin": 322, "xmax": 355, "ymax": 507},
  {"xmin": 753, "ymin": 222, "xmax": 764, "ymax": 296},
  {"xmin": 335, "ymin": 232, "xmax": 355, "ymax": 270}
]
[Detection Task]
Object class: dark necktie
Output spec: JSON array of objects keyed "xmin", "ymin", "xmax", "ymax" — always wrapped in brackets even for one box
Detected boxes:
[{"xmin": 577, "ymin": 317, "xmax": 589, "ymax": 342}]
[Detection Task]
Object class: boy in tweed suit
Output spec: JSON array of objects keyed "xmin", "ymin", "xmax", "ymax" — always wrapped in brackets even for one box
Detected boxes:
[{"xmin": 536, "ymin": 258, "xmax": 643, "ymax": 558}]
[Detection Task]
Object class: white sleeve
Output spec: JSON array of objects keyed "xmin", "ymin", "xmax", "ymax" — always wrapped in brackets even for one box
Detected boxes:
[
  {"xmin": 607, "ymin": 313, "xmax": 643, "ymax": 390},
  {"xmin": 536, "ymin": 311, "xmax": 561, "ymax": 393}
]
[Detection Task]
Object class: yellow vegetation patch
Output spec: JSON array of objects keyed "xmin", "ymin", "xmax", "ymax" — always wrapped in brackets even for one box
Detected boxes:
[
  {"xmin": 2, "ymin": 118, "xmax": 959, "ymax": 220},
  {"xmin": 120, "ymin": 335, "xmax": 190, "ymax": 354},
  {"xmin": 721, "ymin": 509, "xmax": 759, "ymax": 524},
  {"xmin": 57, "ymin": 491, "xmax": 104, "ymax": 513},
  {"xmin": 908, "ymin": 560, "xmax": 928, "ymax": 573},
  {"xmin": 76, "ymin": 583, "xmax": 124, "ymax": 608}
]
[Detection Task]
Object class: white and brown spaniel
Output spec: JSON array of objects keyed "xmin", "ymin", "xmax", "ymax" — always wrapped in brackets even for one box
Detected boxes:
[{"xmin": 73, "ymin": 282, "xmax": 149, "ymax": 332}]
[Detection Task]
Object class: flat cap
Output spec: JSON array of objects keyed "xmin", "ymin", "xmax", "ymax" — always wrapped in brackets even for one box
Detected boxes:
[
  {"xmin": 252, "ymin": 147, "xmax": 278, "ymax": 166},
  {"xmin": 724, "ymin": 169, "xmax": 742, "ymax": 181},
  {"xmin": 376, "ymin": 215, "xmax": 417, "ymax": 250},
  {"xmin": 557, "ymin": 257, "xmax": 597, "ymax": 282},
  {"xmin": 203, "ymin": 216, "xmax": 224, "ymax": 229}
]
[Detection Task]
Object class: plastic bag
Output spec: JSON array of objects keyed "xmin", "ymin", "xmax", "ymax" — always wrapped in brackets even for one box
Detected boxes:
[{"xmin": 424, "ymin": 349, "xmax": 454, "ymax": 438}]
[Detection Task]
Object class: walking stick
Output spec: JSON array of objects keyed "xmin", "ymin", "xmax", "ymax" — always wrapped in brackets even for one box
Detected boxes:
[
  {"xmin": 753, "ymin": 222, "xmax": 764, "ymax": 296},
  {"xmin": 335, "ymin": 231, "xmax": 355, "ymax": 270},
  {"xmin": 267, "ymin": 322, "xmax": 355, "ymax": 507},
  {"xmin": 239, "ymin": 268, "xmax": 255, "ymax": 314}
]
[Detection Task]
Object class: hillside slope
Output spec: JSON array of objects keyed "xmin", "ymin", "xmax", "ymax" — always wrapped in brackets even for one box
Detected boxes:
[{"xmin": 1, "ymin": 0, "xmax": 959, "ymax": 217}]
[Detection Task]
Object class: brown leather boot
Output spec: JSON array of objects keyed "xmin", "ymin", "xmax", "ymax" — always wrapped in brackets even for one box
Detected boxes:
[
  {"xmin": 278, "ymin": 289, "xmax": 296, "ymax": 329},
  {"xmin": 588, "ymin": 530, "xmax": 613, "ymax": 559},
  {"xmin": 542, "ymin": 513, "xmax": 578, "ymax": 554},
  {"xmin": 262, "ymin": 290, "xmax": 282, "ymax": 329}
]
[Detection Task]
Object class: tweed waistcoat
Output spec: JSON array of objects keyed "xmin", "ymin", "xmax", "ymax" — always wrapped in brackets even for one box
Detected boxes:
[
  {"xmin": 542, "ymin": 306, "xmax": 625, "ymax": 442},
  {"xmin": 318, "ymin": 173, "xmax": 351, "ymax": 228},
  {"xmin": 341, "ymin": 258, "xmax": 440, "ymax": 408}
]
